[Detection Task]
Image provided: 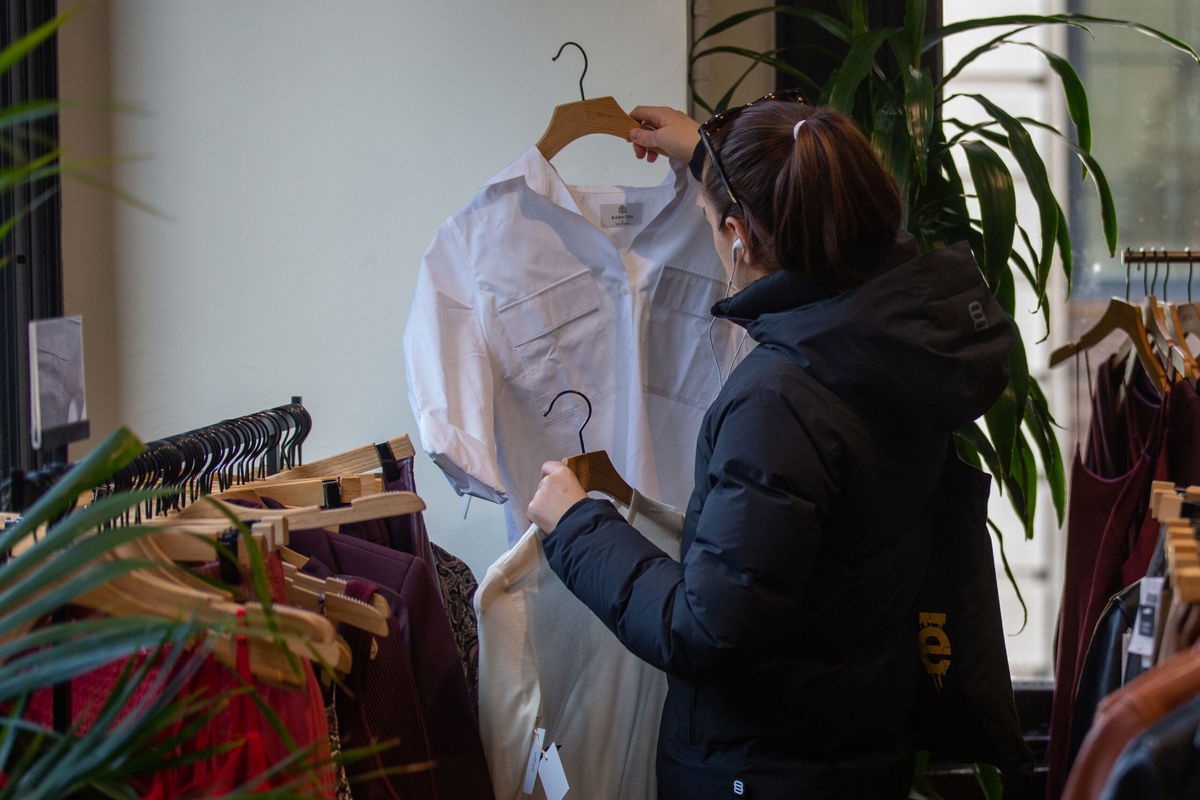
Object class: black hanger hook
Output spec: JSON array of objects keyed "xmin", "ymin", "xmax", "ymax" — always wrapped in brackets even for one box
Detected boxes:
[
  {"xmin": 1165, "ymin": 256, "xmax": 1172, "ymax": 303},
  {"xmin": 1125, "ymin": 248, "xmax": 1132, "ymax": 302},
  {"xmin": 543, "ymin": 389, "xmax": 592, "ymax": 455},
  {"xmin": 1188, "ymin": 247, "xmax": 1194, "ymax": 304},
  {"xmin": 1147, "ymin": 247, "xmax": 1156, "ymax": 297},
  {"xmin": 552, "ymin": 41, "xmax": 588, "ymax": 102},
  {"xmin": 1140, "ymin": 248, "xmax": 1148, "ymax": 298}
]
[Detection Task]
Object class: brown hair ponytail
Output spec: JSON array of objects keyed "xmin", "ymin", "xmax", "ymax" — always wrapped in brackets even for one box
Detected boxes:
[{"xmin": 702, "ymin": 103, "xmax": 901, "ymax": 291}]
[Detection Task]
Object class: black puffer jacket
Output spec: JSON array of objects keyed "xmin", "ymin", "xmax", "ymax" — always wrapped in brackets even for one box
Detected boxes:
[{"xmin": 543, "ymin": 232, "xmax": 1015, "ymax": 799}]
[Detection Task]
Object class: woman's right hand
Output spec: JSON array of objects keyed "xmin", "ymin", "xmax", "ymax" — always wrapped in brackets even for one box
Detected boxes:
[{"xmin": 629, "ymin": 105, "xmax": 701, "ymax": 164}]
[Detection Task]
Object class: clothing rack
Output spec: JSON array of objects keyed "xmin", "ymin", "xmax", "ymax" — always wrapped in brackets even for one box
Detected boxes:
[
  {"xmin": 1118, "ymin": 245, "xmax": 1199, "ymax": 304},
  {"xmin": 101, "ymin": 397, "xmax": 311, "ymax": 516},
  {"xmin": 1121, "ymin": 248, "xmax": 1197, "ymax": 264}
]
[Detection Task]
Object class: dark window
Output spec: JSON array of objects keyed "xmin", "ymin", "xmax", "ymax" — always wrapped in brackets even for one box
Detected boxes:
[{"xmin": 0, "ymin": 0, "xmax": 65, "ymax": 474}]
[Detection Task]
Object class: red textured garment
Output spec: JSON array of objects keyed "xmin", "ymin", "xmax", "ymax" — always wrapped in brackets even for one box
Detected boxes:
[
  {"xmin": 140, "ymin": 619, "xmax": 271, "ymax": 797},
  {"xmin": 27, "ymin": 554, "xmax": 334, "ymax": 798}
]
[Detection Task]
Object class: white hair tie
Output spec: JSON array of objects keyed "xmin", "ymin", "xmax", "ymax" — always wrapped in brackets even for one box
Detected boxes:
[{"xmin": 792, "ymin": 119, "xmax": 806, "ymax": 141}]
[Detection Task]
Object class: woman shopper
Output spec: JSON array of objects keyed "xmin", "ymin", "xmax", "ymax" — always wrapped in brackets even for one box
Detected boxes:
[{"xmin": 527, "ymin": 93, "xmax": 1015, "ymax": 799}]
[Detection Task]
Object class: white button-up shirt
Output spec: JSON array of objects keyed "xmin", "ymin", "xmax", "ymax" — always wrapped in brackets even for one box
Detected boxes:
[{"xmin": 403, "ymin": 147, "xmax": 740, "ymax": 542}]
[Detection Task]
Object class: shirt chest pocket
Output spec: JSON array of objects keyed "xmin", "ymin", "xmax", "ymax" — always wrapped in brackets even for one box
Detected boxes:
[
  {"xmin": 496, "ymin": 270, "xmax": 609, "ymax": 386},
  {"xmin": 644, "ymin": 265, "xmax": 727, "ymax": 408}
]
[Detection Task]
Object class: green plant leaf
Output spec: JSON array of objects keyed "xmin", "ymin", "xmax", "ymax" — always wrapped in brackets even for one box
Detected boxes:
[
  {"xmin": 691, "ymin": 6, "xmax": 849, "ymax": 49},
  {"xmin": 1017, "ymin": 115, "xmax": 1118, "ymax": 257},
  {"xmin": 961, "ymin": 140, "xmax": 1017, "ymax": 285},
  {"xmin": 828, "ymin": 28, "xmax": 898, "ymax": 114},
  {"xmin": 0, "ymin": 487, "xmax": 176, "ymax": 589},
  {"xmin": 1009, "ymin": 41, "xmax": 1092, "ymax": 173},
  {"xmin": 959, "ymin": 94, "xmax": 1059, "ymax": 297},
  {"xmin": 1056, "ymin": 197, "xmax": 1074, "ymax": 291},
  {"xmin": 1026, "ymin": 379, "xmax": 1067, "ymax": 525},
  {"xmin": 0, "ymin": 427, "xmax": 143, "ymax": 551},
  {"xmin": 903, "ymin": 66, "xmax": 934, "ymax": 184},
  {"xmin": 841, "ymin": 0, "xmax": 867, "ymax": 35},
  {"xmin": 691, "ymin": 46, "xmax": 821, "ymax": 111},
  {"xmin": 928, "ymin": 13, "xmax": 1200, "ymax": 65},
  {"xmin": 992, "ymin": 257, "xmax": 1017, "ymax": 317},
  {"xmin": 871, "ymin": 103, "xmax": 912, "ymax": 210},
  {"xmin": 0, "ymin": 100, "xmax": 60, "ymax": 131},
  {"xmin": 940, "ymin": 26, "xmax": 1034, "ymax": 88},
  {"xmin": 1008, "ymin": 247, "xmax": 1051, "ymax": 340},
  {"xmin": 973, "ymin": 756, "xmax": 1006, "ymax": 798},
  {"xmin": 988, "ymin": 518, "xmax": 1028, "ymax": 633},
  {"xmin": 0, "ymin": 557, "xmax": 162, "ymax": 640},
  {"xmin": 905, "ymin": 0, "xmax": 927, "ymax": 66},
  {"xmin": 956, "ymin": 422, "xmax": 1004, "ymax": 488},
  {"xmin": 0, "ymin": 7, "xmax": 77, "ymax": 80},
  {"xmin": 984, "ymin": 370, "xmax": 1021, "ymax": 475},
  {"xmin": 1011, "ymin": 435, "xmax": 1039, "ymax": 538}
]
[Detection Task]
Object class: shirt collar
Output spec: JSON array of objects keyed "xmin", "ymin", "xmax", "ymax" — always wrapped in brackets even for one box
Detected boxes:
[{"xmin": 479, "ymin": 146, "xmax": 690, "ymax": 219}]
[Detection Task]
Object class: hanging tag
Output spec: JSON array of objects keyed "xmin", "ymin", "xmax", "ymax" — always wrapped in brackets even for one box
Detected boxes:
[
  {"xmin": 521, "ymin": 727, "xmax": 545, "ymax": 795},
  {"xmin": 1129, "ymin": 577, "xmax": 1165, "ymax": 665},
  {"xmin": 538, "ymin": 742, "xmax": 570, "ymax": 800}
]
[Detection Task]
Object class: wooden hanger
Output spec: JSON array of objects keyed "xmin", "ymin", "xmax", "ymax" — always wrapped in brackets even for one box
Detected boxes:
[
  {"xmin": 261, "ymin": 435, "xmax": 414, "ymax": 483},
  {"xmin": 148, "ymin": 515, "xmax": 389, "ymax": 638},
  {"xmin": 67, "ymin": 557, "xmax": 349, "ymax": 685},
  {"xmin": 1145, "ymin": 296, "xmax": 1197, "ymax": 381},
  {"xmin": 1048, "ymin": 297, "xmax": 1168, "ymax": 392},
  {"xmin": 543, "ymin": 388, "xmax": 635, "ymax": 507},
  {"xmin": 209, "ymin": 474, "xmax": 384, "ymax": 510},
  {"xmin": 174, "ymin": 490, "xmax": 425, "ymax": 529},
  {"xmin": 1164, "ymin": 302, "xmax": 1200, "ymax": 376},
  {"xmin": 281, "ymin": 564, "xmax": 391, "ymax": 637},
  {"xmin": 565, "ymin": 451, "xmax": 634, "ymax": 508},
  {"xmin": 535, "ymin": 42, "xmax": 663, "ymax": 161}
]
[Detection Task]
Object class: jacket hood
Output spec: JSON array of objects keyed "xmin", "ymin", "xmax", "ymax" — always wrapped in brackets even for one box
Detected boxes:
[{"xmin": 712, "ymin": 232, "xmax": 1015, "ymax": 434}]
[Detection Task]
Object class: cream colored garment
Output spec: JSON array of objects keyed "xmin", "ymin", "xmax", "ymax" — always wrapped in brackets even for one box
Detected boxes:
[{"xmin": 475, "ymin": 490, "xmax": 683, "ymax": 800}]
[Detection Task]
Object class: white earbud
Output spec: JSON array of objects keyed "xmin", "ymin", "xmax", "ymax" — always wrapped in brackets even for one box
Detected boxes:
[{"xmin": 731, "ymin": 238, "xmax": 744, "ymax": 265}]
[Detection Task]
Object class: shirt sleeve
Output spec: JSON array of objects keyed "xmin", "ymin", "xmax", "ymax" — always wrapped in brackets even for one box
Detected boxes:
[
  {"xmin": 543, "ymin": 386, "xmax": 834, "ymax": 681},
  {"xmin": 403, "ymin": 219, "xmax": 507, "ymax": 503}
]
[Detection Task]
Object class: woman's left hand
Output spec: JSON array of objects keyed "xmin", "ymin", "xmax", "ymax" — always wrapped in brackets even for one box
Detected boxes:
[{"xmin": 528, "ymin": 461, "xmax": 587, "ymax": 531}]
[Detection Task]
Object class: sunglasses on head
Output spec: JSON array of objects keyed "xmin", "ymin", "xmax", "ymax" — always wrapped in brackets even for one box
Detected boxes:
[{"xmin": 690, "ymin": 89, "xmax": 810, "ymax": 211}]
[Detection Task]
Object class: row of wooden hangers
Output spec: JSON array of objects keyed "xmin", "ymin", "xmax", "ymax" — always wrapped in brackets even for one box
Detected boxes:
[
  {"xmin": 1152, "ymin": 481, "xmax": 1200, "ymax": 603},
  {"xmin": 1049, "ymin": 248, "xmax": 1200, "ymax": 393},
  {"xmin": 13, "ymin": 419, "xmax": 427, "ymax": 688}
]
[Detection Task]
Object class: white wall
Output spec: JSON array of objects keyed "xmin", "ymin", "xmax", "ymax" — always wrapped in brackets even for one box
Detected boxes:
[{"xmin": 60, "ymin": 0, "xmax": 689, "ymax": 577}]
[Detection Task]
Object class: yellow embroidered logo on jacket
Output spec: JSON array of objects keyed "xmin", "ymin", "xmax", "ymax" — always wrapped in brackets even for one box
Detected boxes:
[{"xmin": 919, "ymin": 612, "xmax": 951, "ymax": 689}]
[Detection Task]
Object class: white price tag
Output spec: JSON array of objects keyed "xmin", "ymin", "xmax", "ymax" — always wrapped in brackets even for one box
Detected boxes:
[
  {"xmin": 1129, "ymin": 577, "xmax": 1165, "ymax": 658},
  {"xmin": 538, "ymin": 742, "xmax": 570, "ymax": 800},
  {"xmin": 521, "ymin": 727, "xmax": 545, "ymax": 795}
]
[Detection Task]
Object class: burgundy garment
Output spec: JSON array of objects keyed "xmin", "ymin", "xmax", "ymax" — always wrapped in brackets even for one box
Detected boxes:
[
  {"xmin": 1048, "ymin": 363, "xmax": 1168, "ymax": 800},
  {"xmin": 381, "ymin": 453, "xmax": 480, "ymax": 709},
  {"xmin": 1084, "ymin": 356, "xmax": 1127, "ymax": 477},
  {"xmin": 290, "ymin": 527, "xmax": 493, "ymax": 800},
  {"xmin": 1166, "ymin": 378, "xmax": 1200, "ymax": 486},
  {"xmin": 331, "ymin": 573, "xmax": 440, "ymax": 800},
  {"xmin": 380, "ymin": 455, "xmax": 439, "ymax": 584}
]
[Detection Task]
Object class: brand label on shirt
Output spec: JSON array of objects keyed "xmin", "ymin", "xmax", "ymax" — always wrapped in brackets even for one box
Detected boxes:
[
  {"xmin": 600, "ymin": 202, "xmax": 643, "ymax": 228},
  {"xmin": 1129, "ymin": 576, "xmax": 1165, "ymax": 665}
]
